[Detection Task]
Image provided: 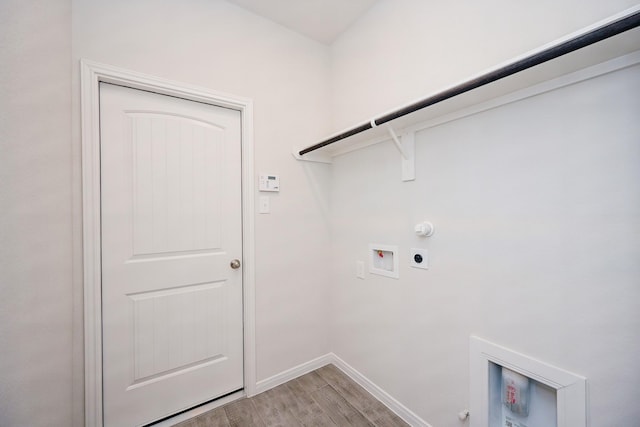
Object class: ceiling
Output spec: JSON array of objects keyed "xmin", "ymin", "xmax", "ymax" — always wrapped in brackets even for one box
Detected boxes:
[{"xmin": 227, "ymin": 0, "xmax": 379, "ymax": 45}]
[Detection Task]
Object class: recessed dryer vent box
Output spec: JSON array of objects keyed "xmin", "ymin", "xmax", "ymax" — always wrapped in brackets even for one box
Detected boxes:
[
  {"xmin": 470, "ymin": 336, "xmax": 586, "ymax": 427},
  {"xmin": 369, "ymin": 244, "xmax": 399, "ymax": 279}
]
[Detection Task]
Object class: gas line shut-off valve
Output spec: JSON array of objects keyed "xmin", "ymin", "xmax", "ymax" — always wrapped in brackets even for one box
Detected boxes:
[{"xmin": 414, "ymin": 221, "xmax": 434, "ymax": 237}]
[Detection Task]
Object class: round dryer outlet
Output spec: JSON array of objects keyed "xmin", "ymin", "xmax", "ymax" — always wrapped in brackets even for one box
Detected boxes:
[{"xmin": 410, "ymin": 248, "xmax": 428, "ymax": 269}]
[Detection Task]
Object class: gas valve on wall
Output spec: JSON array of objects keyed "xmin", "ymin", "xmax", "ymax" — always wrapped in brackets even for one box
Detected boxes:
[{"xmin": 414, "ymin": 221, "xmax": 434, "ymax": 237}]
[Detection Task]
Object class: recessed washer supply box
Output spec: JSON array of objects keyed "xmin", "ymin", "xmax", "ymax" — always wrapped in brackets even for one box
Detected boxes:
[{"xmin": 369, "ymin": 244, "xmax": 399, "ymax": 279}]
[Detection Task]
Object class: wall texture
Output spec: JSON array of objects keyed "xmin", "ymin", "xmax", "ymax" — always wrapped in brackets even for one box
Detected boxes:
[
  {"xmin": 0, "ymin": 1, "xmax": 73, "ymax": 426},
  {"xmin": 328, "ymin": 2, "xmax": 640, "ymax": 423}
]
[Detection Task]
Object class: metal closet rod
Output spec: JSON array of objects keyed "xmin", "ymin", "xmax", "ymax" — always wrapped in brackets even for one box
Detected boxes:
[{"xmin": 299, "ymin": 10, "xmax": 640, "ymax": 156}]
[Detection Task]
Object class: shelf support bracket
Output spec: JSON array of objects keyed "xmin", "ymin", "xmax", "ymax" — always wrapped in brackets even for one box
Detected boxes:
[
  {"xmin": 386, "ymin": 127, "xmax": 415, "ymax": 181},
  {"xmin": 291, "ymin": 147, "xmax": 332, "ymax": 164},
  {"xmin": 387, "ymin": 126, "xmax": 408, "ymax": 159},
  {"xmin": 401, "ymin": 130, "xmax": 415, "ymax": 182}
]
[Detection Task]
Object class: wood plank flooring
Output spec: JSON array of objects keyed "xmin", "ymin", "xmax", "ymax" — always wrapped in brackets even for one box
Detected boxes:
[{"xmin": 173, "ymin": 364, "xmax": 409, "ymax": 427}]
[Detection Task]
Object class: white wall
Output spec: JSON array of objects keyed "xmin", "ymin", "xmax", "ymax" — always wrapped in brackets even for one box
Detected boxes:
[
  {"xmin": 331, "ymin": 65, "xmax": 640, "ymax": 427},
  {"xmin": 0, "ymin": 1, "xmax": 73, "ymax": 426},
  {"xmin": 71, "ymin": 0, "xmax": 333, "ymax": 398},
  {"xmin": 328, "ymin": 1, "xmax": 640, "ymax": 425}
]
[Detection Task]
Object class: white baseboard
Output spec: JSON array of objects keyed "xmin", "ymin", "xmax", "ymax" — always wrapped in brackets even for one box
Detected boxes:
[
  {"xmin": 330, "ymin": 354, "xmax": 432, "ymax": 427},
  {"xmin": 254, "ymin": 353, "xmax": 335, "ymax": 395},
  {"xmin": 254, "ymin": 352, "xmax": 432, "ymax": 427}
]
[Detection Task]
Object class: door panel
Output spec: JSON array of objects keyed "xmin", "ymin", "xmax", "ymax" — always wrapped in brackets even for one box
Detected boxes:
[
  {"xmin": 100, "ymin": 83, "xmax": 243, "ymax": 426},
  {"xmin": 128, "ymin": 281, "xmax": 228, "ymax": 384},
  {"xmin": 129, "ymin": 112, "xmax": 224, "ymax": 256}
]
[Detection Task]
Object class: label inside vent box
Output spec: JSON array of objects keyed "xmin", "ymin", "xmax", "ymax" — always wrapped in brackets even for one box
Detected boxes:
[{"xmin": 504, "ymin": 416, "xmax": 528, "ymax": 427}]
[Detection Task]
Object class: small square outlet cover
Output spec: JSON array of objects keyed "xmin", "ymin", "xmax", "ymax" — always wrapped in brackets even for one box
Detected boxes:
[{"xmin": 410, "ymin": 248, "xmax": 428, "ymax": 269}]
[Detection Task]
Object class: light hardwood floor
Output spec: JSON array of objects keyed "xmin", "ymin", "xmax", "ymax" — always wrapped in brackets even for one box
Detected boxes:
[{"xmin": 173, "ymin": 364, "xmax": 409, "ymax": 427}]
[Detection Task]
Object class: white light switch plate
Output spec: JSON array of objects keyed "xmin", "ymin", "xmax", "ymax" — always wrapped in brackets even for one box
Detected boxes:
[
  {"xmin": 356, "ymin": 261, "xmax": 365, "ymax": 279},
  {"xmin": 259, "ymin": 196, "xmax": 270, "ymax": 214}
]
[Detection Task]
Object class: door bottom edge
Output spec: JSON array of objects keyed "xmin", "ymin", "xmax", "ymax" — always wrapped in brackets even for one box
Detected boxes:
[{"xmin": 144, "ymin": 388, "xmax": 245, "ymax": 427}]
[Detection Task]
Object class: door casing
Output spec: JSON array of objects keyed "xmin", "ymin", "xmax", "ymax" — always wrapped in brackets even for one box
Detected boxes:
[{"xmin": 80, "ymin": 60, "xmax": 256, "ymax": 427}]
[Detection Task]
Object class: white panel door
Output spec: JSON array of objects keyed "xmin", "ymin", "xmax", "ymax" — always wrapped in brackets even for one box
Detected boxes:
[{"xmin": 100, "ymin": 83, "xmax": 243, "ymax": 426}]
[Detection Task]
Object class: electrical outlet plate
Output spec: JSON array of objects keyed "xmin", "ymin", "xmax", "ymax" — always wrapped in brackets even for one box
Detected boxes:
[
  {"xmin": 259, "ymin": 196, "xmax": 270, "ymax": 213},
  {"xmin": 410, "ymin": 248, "xmax": 428, "ymax": 269},
  {"xmin": 356, "ymin": 261, "xmax": 365, "ymax": 279}
]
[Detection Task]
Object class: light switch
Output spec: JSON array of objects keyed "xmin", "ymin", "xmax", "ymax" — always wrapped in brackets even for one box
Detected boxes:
[
  {"xmin": 356, "ymin": 261, "xmax": 365, "ymax": 279},
  {"xmin": 259, "ymin": 196, "xmax": 270, "ymax": 214}
]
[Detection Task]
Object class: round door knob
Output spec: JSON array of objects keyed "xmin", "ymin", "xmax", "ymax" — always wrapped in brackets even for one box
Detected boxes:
[{"xmin": 230, "ymin": 259, "xmax": 241, "ymax": 269}]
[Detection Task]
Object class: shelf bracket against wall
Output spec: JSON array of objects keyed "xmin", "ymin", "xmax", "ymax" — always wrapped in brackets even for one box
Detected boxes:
[
  {"xmin": 291, "ymin": 147, "xmax": 332, "ymax": 164},
  {"xmin": 401, "ymin": 131, "xmax": 415, "ymax": 182},
  {"xmin": 386, "ymin": 126, "xmax": 415, "ymax": 182},
  {"xmin": 387, "ymin": 126, "xmax": 408, "ymax": 159}
]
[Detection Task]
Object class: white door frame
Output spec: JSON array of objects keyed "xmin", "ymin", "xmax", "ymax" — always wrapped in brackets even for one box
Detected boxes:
[{"xmin": 80, "ymin": 60, "xmax": 256, "ymax": 427}]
